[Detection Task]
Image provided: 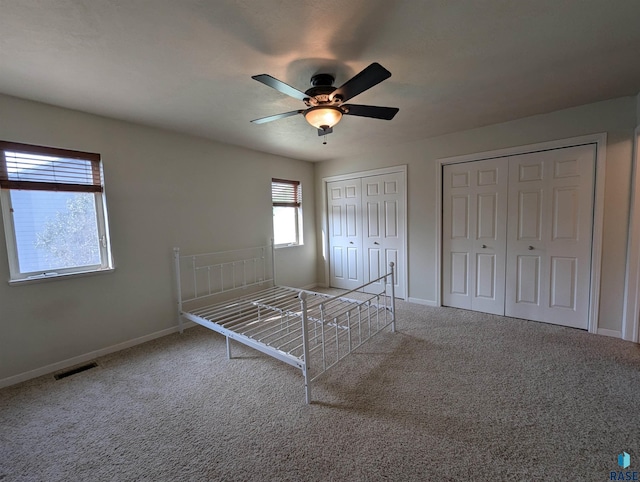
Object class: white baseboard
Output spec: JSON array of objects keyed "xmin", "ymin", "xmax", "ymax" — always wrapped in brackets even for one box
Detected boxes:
[
  {"xmin": 407, "ymin": 297, "xmax": 439, "ymax": 307},
  {"xmin": 597, "ymin": 328, "xmax": 622, "ymax": 339},
  {"xmin": 300, "ymin": 283, "xmax": 318, "ymax": 290},
  {"xmin": 0, "ymin": 320, "xmax": 196, "ymax": 389}
]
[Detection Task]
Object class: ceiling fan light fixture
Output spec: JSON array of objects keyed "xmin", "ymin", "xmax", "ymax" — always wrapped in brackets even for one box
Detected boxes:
[{"xmin": 304, "ymin": 106, "xmax": 343, "ymax": 130}]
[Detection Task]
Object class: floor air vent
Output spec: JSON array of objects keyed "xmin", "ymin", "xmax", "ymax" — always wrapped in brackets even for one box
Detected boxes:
[{"xmin": 54, "ymin": 362, "xmax": 98, "ymax": 380}]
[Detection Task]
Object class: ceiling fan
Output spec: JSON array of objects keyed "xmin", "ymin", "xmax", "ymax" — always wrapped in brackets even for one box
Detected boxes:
[{"xmin": 250, "ymin": 62, "xmax": 399, "ymax": 136}]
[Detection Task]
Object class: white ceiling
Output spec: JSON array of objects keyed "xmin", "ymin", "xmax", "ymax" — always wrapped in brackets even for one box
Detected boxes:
[{"xmin": 2, "ymin": 1, "xmax": 640, "ymax": 162}]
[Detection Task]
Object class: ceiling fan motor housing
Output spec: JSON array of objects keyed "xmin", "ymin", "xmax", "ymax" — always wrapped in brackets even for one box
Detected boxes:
[
  {"xmin": 304, "ymin": 73, "xmax": 342, "ymax": 106},
  {"xmin": 310, "ymin": 73, "xmax": 335, "ymax": 87}
]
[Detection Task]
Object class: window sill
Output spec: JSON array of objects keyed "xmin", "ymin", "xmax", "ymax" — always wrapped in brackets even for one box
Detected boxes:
[
  {"xmin": 8, "ymin": 267, "xmax": 115, "ymax": 286},
  {"xmin": 274, "ymin": 243, "xmax": 304, "ymax": 249}
]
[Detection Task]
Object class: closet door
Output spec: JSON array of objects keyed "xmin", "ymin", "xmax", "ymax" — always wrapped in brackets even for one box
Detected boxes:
[
  {"xmin": 327, "ymin": 179, "xmax": 364, "ymax": 290},
  {"xmin": 442, "ymin": 158, "xmax": 508, "ymax": 315},
  {"xmin": 361, "ymin": 172, "xmax": 406, "ymax": 298},
  {"xmin": 505, "ymin": 145, "xmax": 595, "ymax": 329}
]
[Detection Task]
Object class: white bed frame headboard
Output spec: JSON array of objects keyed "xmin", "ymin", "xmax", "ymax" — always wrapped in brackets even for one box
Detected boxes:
[{"xmin": 173, "ymin": 243, "xmax": 275, "ymax": 315}]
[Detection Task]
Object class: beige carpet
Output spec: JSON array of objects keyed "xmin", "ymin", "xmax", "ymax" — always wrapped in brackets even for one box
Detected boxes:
[{"xmin": 1, "ymin": 297, "xmax": 639, "ymax": 481}]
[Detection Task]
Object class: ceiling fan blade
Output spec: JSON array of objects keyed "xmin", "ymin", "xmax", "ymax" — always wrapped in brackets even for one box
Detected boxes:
[
  {"xmin": 342, "ymin": 104, "xmax": 399, "ymax": 120},
  {"xmin": 250, "ymin": 110, "xmax": 304, "ymax": 124},
  {"xmin": 329, "ymin": 63, "xmax": 392, "ymax": 103},
  {"xmin": 252, "ymin": 74, "xmax": 309, "ymax": 101}
]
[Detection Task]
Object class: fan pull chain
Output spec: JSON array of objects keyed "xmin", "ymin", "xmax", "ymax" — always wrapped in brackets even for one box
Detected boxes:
[{"xmin": 323, "ymin": 134, "xmax": 327, "ymax": 145}]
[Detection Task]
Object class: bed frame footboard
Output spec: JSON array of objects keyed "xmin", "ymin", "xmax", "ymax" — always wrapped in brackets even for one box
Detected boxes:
[{"xmin": 297, "ymin": 263, "xmax": 396, "ymax": 403}]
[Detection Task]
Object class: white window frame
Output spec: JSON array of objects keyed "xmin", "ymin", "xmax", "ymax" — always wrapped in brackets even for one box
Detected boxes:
[
  {"xmin": 271, "ymin": 178, "xmax": 303, "ymax": 248},
  {"xmin": 0, "ymin": 141, "xmax": 114, "ymax": 284}
]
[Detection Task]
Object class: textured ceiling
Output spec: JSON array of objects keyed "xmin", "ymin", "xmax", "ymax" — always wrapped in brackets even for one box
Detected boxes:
[{"xmin": 1, "ymin": 0, "xmax": 640, "ymax": 162}]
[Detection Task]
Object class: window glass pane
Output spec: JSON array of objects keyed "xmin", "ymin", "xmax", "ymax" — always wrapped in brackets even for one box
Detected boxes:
[
  {"xmin": 273, "ymin": 206, "xmax": 297, "ymax": 245},
  {"xmin": 10, "ymin": 190, "xmax": 101, "ymax": 273}
]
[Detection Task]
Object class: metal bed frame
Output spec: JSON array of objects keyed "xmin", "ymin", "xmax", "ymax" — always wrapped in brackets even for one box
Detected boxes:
[{"xmin": 173, "ymin": 244, "xmax": 396, "ymax": 403}]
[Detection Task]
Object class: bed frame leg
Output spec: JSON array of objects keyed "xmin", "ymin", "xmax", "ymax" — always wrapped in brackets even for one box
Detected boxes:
[
  {"xmin": 389, "ymin": 261, "xmax": 396, "ymax": 333},
  {"xmin": 226, "ymin": 336, "xmax": 232, "ymax": 359},
  {"xmin": 299, "ymin": 291, "xmax": 312, "ymax": 404},
  {"xmin": 304, "ymin": 371, "xmax": 311, "ymax": 405},
  {"xmin": 174, "ymin": 247, "xmax": 185, "ymax": 335}
]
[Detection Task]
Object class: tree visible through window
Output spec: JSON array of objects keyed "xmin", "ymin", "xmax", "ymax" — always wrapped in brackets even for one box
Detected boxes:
[
  {"xmin": 34, "ymin": 193, "xmax": 101, "ymax": 268},
  {"xmin": 0, "ymin": 141, "xmax": 113, "ymax": 281},
  {"xmin": 271, "ymin": 178, "xmax": 302, "ymax": 246}
]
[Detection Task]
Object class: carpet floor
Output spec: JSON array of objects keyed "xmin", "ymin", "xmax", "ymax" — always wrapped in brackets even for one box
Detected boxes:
[{"xmin": 1, "ymin": 296, "xmax": 639, "ymax": 481}]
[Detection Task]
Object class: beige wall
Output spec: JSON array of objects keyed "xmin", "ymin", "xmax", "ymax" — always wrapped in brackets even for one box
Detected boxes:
[
  {"xmin": 2, "ymin": 93, "xmax": 637, "ymax": 384},
  {"xmin": 315, "ymin": 96, "xmax": 637, "ymax": 333},
  {"xmin": 0, "ymin": 94, "xmax": 316, "ymax": 383}
]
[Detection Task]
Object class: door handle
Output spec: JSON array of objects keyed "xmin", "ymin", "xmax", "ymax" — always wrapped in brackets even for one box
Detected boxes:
[
  {"xmin": 374, "ymin": 242, "xmax": 379, "ymax": 245},
  {"xmin": 481, "ymin": 244, "xmax": 487, "ymax": 249},
  {"xmin": 528, "ymin": 245, "xmax": 535, "ymax": 250},
  {"xmin": 349, "ymin": 241, "xmax": 354, "ymax": 245}
]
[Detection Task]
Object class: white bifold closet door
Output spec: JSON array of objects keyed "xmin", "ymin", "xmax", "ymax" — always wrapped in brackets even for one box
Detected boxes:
[
  {"xmin": 442, "ymin": 158, "xmax": 508, "ymax": 315},
  {"xmin": 361, "ymin": 172, "xmax": 405, "ymax": 298},
  {"xmin": 505, "ymin": 145, "xmax": 595, "ymax": 329},
  {"xmin": 328, "ymin": 178, "xmax": 364, "ymax": 291},
  {"xmin": 442, "ymin": 144, "xmax": 596, "ymax": 329},
  {"xmin": 328, "ymin": 171, "xmax": 406, "ymax": 298}
]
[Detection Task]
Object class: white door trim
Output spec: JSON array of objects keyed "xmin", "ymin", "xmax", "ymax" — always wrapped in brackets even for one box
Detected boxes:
[
  {"xmin": 322, "ymin": 165, "xmax": 408, "ymax": 299},
  {"xmin": 435, "ymin": 133, "xmax": 607, "ymax": 334},
  {"xmin": 622, "ymin": 126, "xmax": 640, "ymax": 343}
]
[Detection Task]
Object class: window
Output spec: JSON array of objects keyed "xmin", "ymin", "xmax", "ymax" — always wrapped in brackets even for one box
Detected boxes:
[
  {"xmin": 271, "ymin": 178, "xmax": 302, "ymax": 246},
  {"xmin": 0, "ymin": 141, "xmax": 113, "ymax": 282}
]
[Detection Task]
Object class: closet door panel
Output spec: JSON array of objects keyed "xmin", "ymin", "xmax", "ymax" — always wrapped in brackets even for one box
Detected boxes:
[
  {"xmin": 505, "ymin": 144, "xmax": 595, "ymax": 329},
  {"xmin": 362, "ymin": 172, "xmax": 405, "ymax": 297},
  {"xmin": 328, "ymin": 170, "xmax": 406, "ymax": 298},
  {"xmin": 450, "ymin": 252, "xmax": 469, "ymax": 296},
  {"xmin": 328, "ymin": 179, "xmax": 363, "ymax": 290},
  {"xmin": 475, "ymin": 252, "xmax": 496, "ymax": 299},
  {"xmin": 516, "ymin": 255, "xmax": 540, "ymax": 304},
  {"xmin": 442, "ymin": 158, "xmax": 508, "ymax": 315}
]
